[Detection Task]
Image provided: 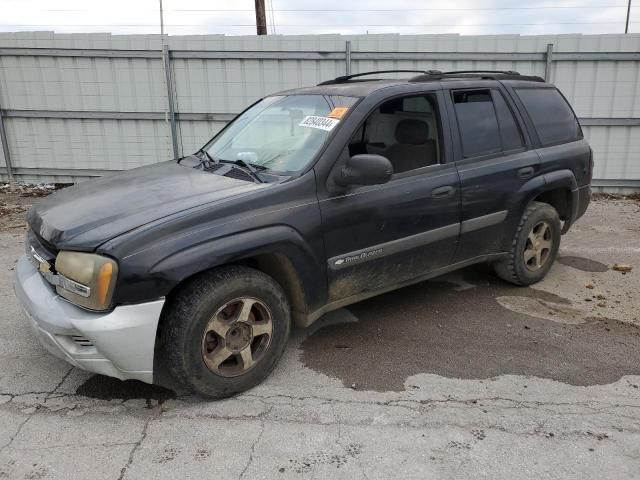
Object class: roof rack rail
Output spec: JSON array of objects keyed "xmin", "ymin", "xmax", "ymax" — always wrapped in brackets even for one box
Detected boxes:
[
  {"xmin": 317, "ymin": 69, "xmax": 442, "ymax": 85},
  {"xmin": 409, "ymin": 69, "xmax": 545, "ymax": 83},
  {"xmin": 441, "ymin": 70, "xmax": 521, "ymax": 75}
]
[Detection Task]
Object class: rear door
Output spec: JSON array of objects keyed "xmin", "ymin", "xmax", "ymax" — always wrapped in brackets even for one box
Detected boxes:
[{"xmin": 445, "ymin": 86, "xmax": 540, "ymax": 261}]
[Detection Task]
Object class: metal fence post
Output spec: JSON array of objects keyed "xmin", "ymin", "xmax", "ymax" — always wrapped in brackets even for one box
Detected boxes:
[
  {"xmin": 544, "ymin": 43, "xmax": 554, "ymax": 83},
  {"xmin": 345, "ymin": 40, "xmax": 352, "ymax": 75},
  {"xmin": 0, "ymin": 106, "xmax": 15, "ymax": 186},
  {"xmin": 162, "ymin": 45, "xmax": 179, "ymax": 159}
]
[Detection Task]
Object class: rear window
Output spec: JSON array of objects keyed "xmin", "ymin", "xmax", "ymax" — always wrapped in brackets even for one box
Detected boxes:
[{"xmin": 515, "ymin": 88, "xmax": 582, "ymax": 146}]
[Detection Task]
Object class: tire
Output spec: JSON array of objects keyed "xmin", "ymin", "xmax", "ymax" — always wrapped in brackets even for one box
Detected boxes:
[
  {"xmin": 494, "ymin": 201, "xmax": 561, "ymax": 286},
  {"xmin": 160, "ymin": 265, "xmax": 291, "ymax": 398}
]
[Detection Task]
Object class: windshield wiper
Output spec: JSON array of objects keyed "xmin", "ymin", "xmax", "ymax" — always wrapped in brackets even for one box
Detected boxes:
[
  {"xmin": 197, "ymin": 150, "xmax": 264, "ymax": 183},
  {"xmin": 209, "ymin": 158, "xmax": 264, "ymax": 183}
]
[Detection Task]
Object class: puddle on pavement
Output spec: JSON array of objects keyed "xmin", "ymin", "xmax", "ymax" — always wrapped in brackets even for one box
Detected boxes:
[
  {"xmin": 557, "ymin": 255, "xmax": 609, "ymax": 272},
  {"xmin": 300, "ymin": 265, "xmax": 640, "ymax": 391},
  {"xmin": 495, "ymin": 296, "xmax": 587, "ymax": 324},
  {"xmin": 76, "ymin": 375, "xmax": 176, "ymax": 405}
]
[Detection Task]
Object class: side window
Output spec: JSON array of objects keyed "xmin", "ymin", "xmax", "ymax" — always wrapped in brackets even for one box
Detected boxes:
[
  {"xmin": 452, "ymin": 90, "xmax": 501, "ymax": 158},
  {"xmin": 492, "ymin": 90, "xmax": 524, "ymax": 151},
  {"xmin": 347, "ymin": 94, "xmax": 442, "ymax": 174},
  {"xmin": 515, "ymin": 87, "xmax": 582, "ymax": 146}
]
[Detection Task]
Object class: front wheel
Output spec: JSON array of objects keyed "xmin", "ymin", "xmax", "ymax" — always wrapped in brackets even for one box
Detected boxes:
[
  {"xmin": 160, "ymin": 266, "xmax": 291, "ymax": 398},
  {"xmin": 494, "ymin": 201, "xmax": 561, "ymax": 286}
]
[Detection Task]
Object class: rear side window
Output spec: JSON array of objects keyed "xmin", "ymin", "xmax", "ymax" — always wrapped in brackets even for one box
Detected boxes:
[
  {"xmin": 452, "ymin": 90, "xmax": 501, "ymax": 157},
  {"xmin": 452, "ymin": 89, "xmax": 524, "ymax": 158},
  {"xmin": 515, "ymin": 87, "xmax": 582, "ymax": 146}
]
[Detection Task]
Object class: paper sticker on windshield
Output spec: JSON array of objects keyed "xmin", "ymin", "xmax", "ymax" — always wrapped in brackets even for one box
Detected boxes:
[
  {"xmin": 299, "ymin": 115, "xmax": 340, "ymax": 131},
  {"xmin": 328, "ymin": 107, "xmax": 349, "ymax": 119}
]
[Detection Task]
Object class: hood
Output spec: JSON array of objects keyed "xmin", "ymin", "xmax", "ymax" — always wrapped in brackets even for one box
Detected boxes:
[{"xmin": 28, "ymin": 161, "xmax": 268, "ymax": 250}]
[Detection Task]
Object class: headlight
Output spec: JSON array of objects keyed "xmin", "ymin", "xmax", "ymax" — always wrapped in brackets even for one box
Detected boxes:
[{"xmin": 54, "ymin": 251, "xmax": 118, "ymax": 311}]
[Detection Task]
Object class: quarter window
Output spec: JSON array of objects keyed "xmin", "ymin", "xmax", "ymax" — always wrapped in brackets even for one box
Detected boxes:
[
  {"xmin": 493, "ymin": 91, "xmax": 524, "ymax": 151},
  {"xmin": 515, "ymin": 87, "xmax": 582, "ymax": 146}
]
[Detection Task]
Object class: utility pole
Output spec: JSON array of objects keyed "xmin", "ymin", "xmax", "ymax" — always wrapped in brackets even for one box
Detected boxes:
[
  {"xmin": 625, "ymin": 0, "xmax": 632, "ymax": 33},
  {"xmin": 255, "ymin": 0, "xmax": 267, "ymax": 35}
]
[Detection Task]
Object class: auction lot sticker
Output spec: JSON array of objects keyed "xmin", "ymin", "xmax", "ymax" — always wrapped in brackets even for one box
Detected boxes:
[{"xmin": 299, "ymin": 115, "xmax": 340, "ymax": 131}]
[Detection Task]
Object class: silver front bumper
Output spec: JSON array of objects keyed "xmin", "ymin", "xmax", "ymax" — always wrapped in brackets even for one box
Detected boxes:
[{"xmin": 13, "ymin": 255, "xmax": 165, "ymax": 383}]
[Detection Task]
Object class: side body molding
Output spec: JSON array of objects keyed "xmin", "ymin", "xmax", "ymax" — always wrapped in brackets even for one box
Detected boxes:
[{"xmin": 328, "ymin": 223, "xmax": 460, "ymax": 271}]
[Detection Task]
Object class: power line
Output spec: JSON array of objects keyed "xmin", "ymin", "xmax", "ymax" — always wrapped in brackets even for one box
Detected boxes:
[
  {"xmin": 39, "ymin": 5, "xmax": 632, "ymax": 12},
  {"xmin": 179, "ymin": 6, "xmax": 630, "ymax": 11},
  {"xmin": 2, "ymin": 22, "xmax": 636, "ymax": 27},
  {"xmin": 267, "ymin": 0, "xmax": 276, "ymax": 34}
]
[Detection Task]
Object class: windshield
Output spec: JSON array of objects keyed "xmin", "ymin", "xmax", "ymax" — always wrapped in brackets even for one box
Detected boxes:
[{"xmin": 204, "ymin": 95, "xmax": 358, "ymax": 174}]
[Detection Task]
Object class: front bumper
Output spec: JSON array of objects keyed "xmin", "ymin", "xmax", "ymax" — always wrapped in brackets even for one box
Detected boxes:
[{"xmin": 13, "ymin": 255, "xmax": 164, "ymax": 383}]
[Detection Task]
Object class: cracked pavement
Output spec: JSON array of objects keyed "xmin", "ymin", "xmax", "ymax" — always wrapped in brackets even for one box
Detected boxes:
[{"xmin": 1, "ymin": 196, "xmax": 639, "ymax": 479}]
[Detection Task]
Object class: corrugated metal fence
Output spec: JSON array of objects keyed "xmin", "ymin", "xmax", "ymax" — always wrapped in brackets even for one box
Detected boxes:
[{"xmin": 0, "ymin": 32, "xmax": 639, "ymax": 190}]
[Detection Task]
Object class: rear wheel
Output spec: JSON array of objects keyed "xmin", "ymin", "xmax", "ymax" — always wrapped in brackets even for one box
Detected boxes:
[
  {"xmin": 494, "ymin": 201, "xmax": 561, "ymax": 286},
  {"xmin": 160, "ymin": 265, "xmax": 291, "ymax": 398}
]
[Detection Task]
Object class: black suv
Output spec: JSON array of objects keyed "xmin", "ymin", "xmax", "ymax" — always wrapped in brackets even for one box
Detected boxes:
[{"xmin": 15, "ymin": 70, "xmax": 592, "ymax": 397}]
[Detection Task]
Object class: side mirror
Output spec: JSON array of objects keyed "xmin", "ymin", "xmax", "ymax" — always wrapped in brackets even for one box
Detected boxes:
[{"xmin": 334, "ymin": 154, "xmax": 393, "ymax": 187}]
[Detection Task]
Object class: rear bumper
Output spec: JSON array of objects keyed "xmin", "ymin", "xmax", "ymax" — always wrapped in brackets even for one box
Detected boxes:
[
  {"xmin": 13, "ymin": 255, "xmax": 164, "ymax": 383},
  {"xmin": 575, "ymin": 184, "xmax": 591, "ymax": 221}
]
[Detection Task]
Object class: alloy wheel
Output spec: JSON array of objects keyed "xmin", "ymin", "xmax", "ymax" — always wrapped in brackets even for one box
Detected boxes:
[
  {"xmin": 201, "ymin": 297, "xmax": 273, "ymax": 377},
  {"xmin": 523, "ymin": 220, "xmax": 553, "ymax": 271}
]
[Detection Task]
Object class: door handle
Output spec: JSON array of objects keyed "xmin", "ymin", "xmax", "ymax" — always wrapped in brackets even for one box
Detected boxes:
[
  {"xmin": 518, "ymin": 167, "xmax": 535, "ymax": 179},
  {"xmin": 431, "ymin": 185, "xmax": 455, "ymax": 198}
]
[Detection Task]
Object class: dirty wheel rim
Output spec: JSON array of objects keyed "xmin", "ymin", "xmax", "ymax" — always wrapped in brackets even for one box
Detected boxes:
[
  {"xmin": 523, "ymin": 220, "xmax": 553, "ymax": 272},
  {"xmin": 201, "ymin": 297, "xmax": 273, "ymax": 377}
]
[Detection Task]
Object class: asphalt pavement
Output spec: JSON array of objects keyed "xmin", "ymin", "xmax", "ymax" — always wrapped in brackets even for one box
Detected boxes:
[{"xmin": 0, "ymin": 196, "xmax": 639, "ymax": 479}]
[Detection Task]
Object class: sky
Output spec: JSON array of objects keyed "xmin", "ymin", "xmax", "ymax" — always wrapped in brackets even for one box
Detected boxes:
[{"xmin": 0, "ymin": 0, "xmax": 637, "ymax": 36}]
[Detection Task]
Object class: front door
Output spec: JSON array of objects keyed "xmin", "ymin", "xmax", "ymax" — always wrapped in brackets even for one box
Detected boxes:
[{"xmin": 318, "ymin": 92, "xmax": 461, "ymax": 302}]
